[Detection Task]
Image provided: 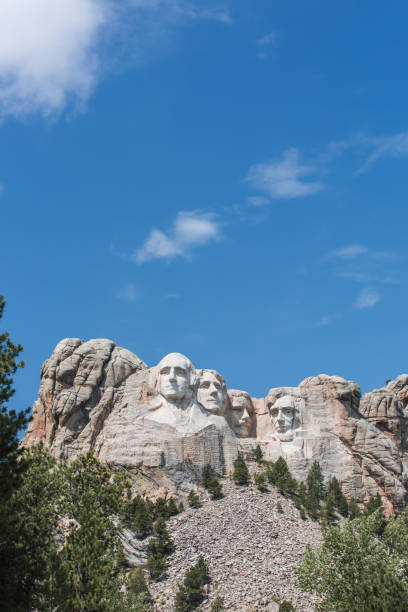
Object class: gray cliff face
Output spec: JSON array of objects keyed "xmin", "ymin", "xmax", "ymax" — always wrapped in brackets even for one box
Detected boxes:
[{"xmin": 24, "ymin": 338, "xmax": 408, "ymax": 511}]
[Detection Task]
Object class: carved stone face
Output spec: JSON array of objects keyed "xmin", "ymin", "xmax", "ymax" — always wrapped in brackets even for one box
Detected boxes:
[
  {"xmin": 157, "ymin": 353, "xmax": 195, "ymax": 402},
  {"xmin": 269, "ymin": 395, "xmax": 297, "ymax": 436},
  {"xmin": 227, "ymin": 390, "xmax": 254, "ymax": 437},
  {"xmin": 197, "ymin": 370, "xmax": 226, "ymax": 415}
]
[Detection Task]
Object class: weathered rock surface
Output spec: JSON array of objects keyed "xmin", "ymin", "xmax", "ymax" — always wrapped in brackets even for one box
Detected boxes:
[{"xmin": 24, "ymin": 338, "xmax": 408, "ymax": 511}]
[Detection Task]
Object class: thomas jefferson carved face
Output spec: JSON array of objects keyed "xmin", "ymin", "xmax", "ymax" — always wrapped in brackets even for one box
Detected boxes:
[
  {"xmin": 197, "ymin": 370, "xmax": 227, "ymax": 415},
  {"xmin": 268, "ymin": 395, "xmax": 300, "ymax": 440},
  {"xmin": 157, "ymin": 353, "xmax": 195, "ymax": 403},
  {"xmin": 227, "ymin": 390, "xmax": 254, "ymax": 437}
]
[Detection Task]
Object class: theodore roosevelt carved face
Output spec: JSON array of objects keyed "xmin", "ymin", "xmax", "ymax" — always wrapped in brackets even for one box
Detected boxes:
[
  {"xmin": 197, "ymin": 370, "xmax": 228, "ymax": 415},
  {"xmin": 156, "ymin": 353, "xmax": 196, "ymax": 403}
]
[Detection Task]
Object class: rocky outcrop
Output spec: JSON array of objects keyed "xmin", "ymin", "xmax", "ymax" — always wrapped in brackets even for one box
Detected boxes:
[{"xmin": 23, "ymin": 338, "xmax": 408, "ymax": 511}]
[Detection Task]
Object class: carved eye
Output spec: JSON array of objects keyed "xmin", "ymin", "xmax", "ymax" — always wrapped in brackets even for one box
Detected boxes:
[
  {"xmin": 200, "ymin": 381, "xmax": 211, "ymax": 389},
  {"xmin": 214, "ymin": 383, "xmax": 221, "ymax": 390},
  {"xmin": 175, "ymin": 367, "xmax": 186, "ymax": 375},
  {"xmin": 160, "ymin": 367, "xmax": 170, "ymax": 375}
]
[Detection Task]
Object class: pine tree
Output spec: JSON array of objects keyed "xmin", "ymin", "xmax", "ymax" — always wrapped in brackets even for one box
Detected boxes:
[
  {"xmin": 338, "ymin": 493, "xmax": 349, "ymax": 517},
  {"xmin": 146, "ymin": 516, "xmax": 174, "ymax": 580},
  {"xmin": 254, "ymin": 472, "xmax": 268, "ymax": 491},
  {"xmin": 56, "ymin": 451, "xmax": 130, "ymax": 611},
  {"xmin": 188, "ymin": 490, "xmax": 201, "ymax": 508},
  {"xmin": 349, "ymin": 498, "xmax": 361, "ymax": 520},
  {"xmin": 322, "ymin": 493, "xmax": 336, "ymax": 526},
  {"xmin": 298, "ymin": 481, "xmax": 307, "ymax": 505},
  {"xmin": 210, "ymin": 596, "xmax": 225, "ymax": 611},
  {"xmin": 195, "ymin": 556, "xmax": 210, "ymax": 585},
  {"xmin": 0, "ymin": 296, "xmax": 29, "ymax": 491},
  {"xmin": 327, "ymin": 476, "xmax": 342, "ymax": 506},
  {"xmin": 179, "ymin": 501, "xmax": 185, "ymax": 512},
  {"xmin": 202, "ymin": 464, "xmax": 213, "ymax": 489},
  {"xmin": 304, "ymin": 461, "xmax": 324, "ymax": 519},
  {"xmin": 267, "ymin": 457, "xmax": 297, "ymax": 494},
  {"xmin": 127, "ymin": 494, "xmax": 153, "ymax": 538},
  {"xmin": 0, "ymin": 295, "xmax": 34, "ymax": 611},
  {"xmin": 151, "ymin": 516, "xmax": 174, "ymax": 555},
  {"xmin": 232, "ymin": 454, "xmax": 250, "ymax": 485},
  {"xmin": 296, "ymin": 509, "xmax": 408, "ymax": 611},
  {"xmin": 175, "ymin": 557, "xmax": 211, "ymax": 611},
  {"xmin": 146, "ymin": 546, "xmax": 167, "ymax": 581},
  {"xmin": 167, "ymin": 497, "xmax": 179, "ymax": 517},
  {"xmin": 207, "ymin": 477, "xmax": 223, "ymax": 499},
  {"xmin": 127, "ymin": 567, "xmax": 153, "ymax": 609},
  {"xmin": 155, "ymin": 497, "xmax": 170, "ymax": 520},
  {"xmin": 365, "ymin": 493, "xmax": 383, "ymax": 516},
  {"xmin": 276, "ymin": 501, "xmax": 283, "ymax": 513},
  {"xmin": 254, "ymin": 444, "xmax": 263, "ymax": 464},
  {"xmin": 307, "ymin": 461, "xmax": 324, "ymax": 500},
  {"xmin": 1, "ymin": 443, "xmax": 62, "ymax": 611}
]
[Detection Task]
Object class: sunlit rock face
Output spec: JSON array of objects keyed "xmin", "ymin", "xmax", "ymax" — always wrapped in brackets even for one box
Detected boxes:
[
  {"xmin": 226, "ymin": 389, "xmax": 255, "ymax": 438},
  {"xmin": 197, "ymin": 369, "xmax": 229, "ymax": 416},
  {"xmin": 23, "ymin": 339, "xmax": 408, "ymax": 509}
]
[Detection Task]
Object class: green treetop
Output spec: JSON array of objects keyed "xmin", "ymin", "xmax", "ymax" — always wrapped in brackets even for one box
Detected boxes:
[{"xmin": 232, "ymin": 454, "xmax": 250, "ymax": 485}]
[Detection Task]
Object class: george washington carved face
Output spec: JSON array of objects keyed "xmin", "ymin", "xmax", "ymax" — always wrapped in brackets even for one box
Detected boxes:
[{"xmin": 156, "ymin": 353, "xmax": 196, "ymax": 403}]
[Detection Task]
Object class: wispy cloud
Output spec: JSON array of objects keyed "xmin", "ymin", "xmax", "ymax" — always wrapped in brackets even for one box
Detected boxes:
[
  {"xmin": 247, "ymin": 195, "xmax": 270, "ymax": 206},
  {"xmin": 135, "ymin": 211, "xmax": 220, "ymax": 263},
  {"xmin": 116, "ymin": 283, "xmax": 139, "ymax": 302},
  {"xmin": 130, "ymin": 0, "xmax": 231, "ymax": 24},
  {"xmin": 256, "ymin": 31, "xmax": 276, "ymax": 59},
  {"xmin": 257, "ymin": 32, "xmax": 276, "ymax": 46},
  {"xmin": 354, "ymin": 288, "xmax": 381, "ymax": 309},
  {"xmin": 246, "ymin": 148, "xmax": 323, "ymax": 199},
  {"xmin": 327, "ymin": 244, "xmax": 400, "ymax": 285},
  {"xmin": 326, "ymin": 131, "xmax": 408, "ymax": 173},
  {"xmin": 0, "ymin": 0, "xmax": 230, "ymax": 120},
  {"xmin": 329, "ymin": 245, "xmax": 369, "ymax": 259},
  {"xmin": 247, "ymin": 130, "xmax": 408, "ymax": 204}
]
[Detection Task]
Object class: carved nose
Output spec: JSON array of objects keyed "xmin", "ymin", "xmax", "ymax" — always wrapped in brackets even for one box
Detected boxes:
[{"xmin": 240, "ymin": 409, "xmax": 250, "ymax": 422}]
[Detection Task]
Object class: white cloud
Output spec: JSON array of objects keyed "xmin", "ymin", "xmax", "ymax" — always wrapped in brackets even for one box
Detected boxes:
[
  {"xmin": 135, "ymin": 211, "xmax": 220, "ymax": 263},
  {"xmin": 246, "ymin": 148, "xmax": 323, "ymax": 199},
  {"xmin": 354, "ymin": 288, "xmax": 381, "ymax": 309},
  {"xmin": 0, "ymin": 0, "xmax": 230, "ymax": 119},
  {"xmin": 0, "ymin": 0, "xmax": 113, "ymax": 119},
  {"xmin": 117, "ymin": 283, "xmax": 139, "ymax": 302},
  {"xmin": 329, "ymin": 245, "xmax": 368, "ymax": 259}
]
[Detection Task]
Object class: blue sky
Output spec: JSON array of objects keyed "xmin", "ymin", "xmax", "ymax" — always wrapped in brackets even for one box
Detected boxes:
[{"xmin": 2, "ymin": 0, "xmax": 408, "ymax": 417}]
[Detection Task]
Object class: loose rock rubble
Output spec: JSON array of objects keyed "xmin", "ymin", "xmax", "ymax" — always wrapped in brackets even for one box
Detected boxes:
[{"xmin": 149, "ymin": 475, "xmax": 321, "ymax": 611}]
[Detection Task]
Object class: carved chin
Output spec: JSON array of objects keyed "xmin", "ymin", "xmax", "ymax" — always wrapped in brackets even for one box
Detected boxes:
[
  {"xmin": 162, "ymin": 390, "xmax": 185, "ymax": 401},
  {"xmin": 206, "ymin": 405, "xmax": 221, "ymax": 414}
]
